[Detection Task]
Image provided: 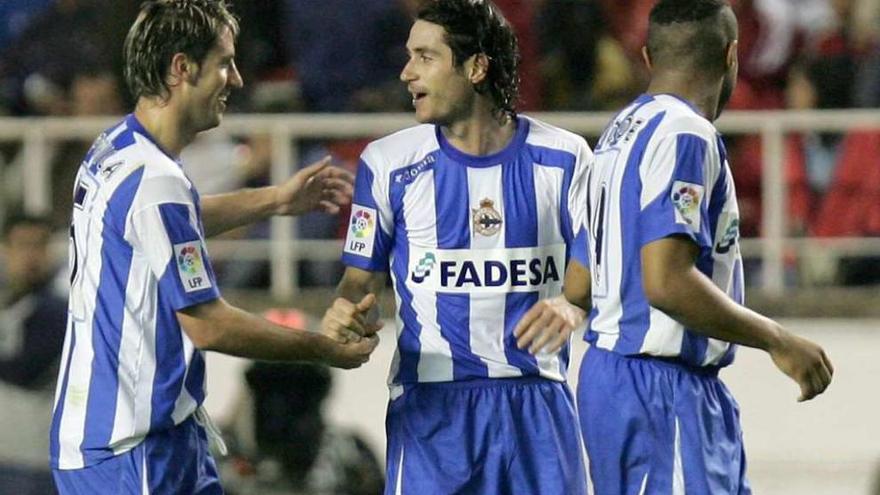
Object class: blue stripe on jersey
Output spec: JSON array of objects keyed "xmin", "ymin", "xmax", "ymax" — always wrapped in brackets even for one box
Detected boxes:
[
  {"xmin": 433, "ymin": 154, "xmax": 488, "ymax": 380},
  {"xmin": 49, "ymin": 320, "xmax": 77, "ymax": 466},
  {"xmin": 151, "ymin": 268, "xmax": 186, "ymax": 431},
  {"xmin": 501, "ymin": 157, "xmax": 540, "ymax": 374},
  {"xmin": 81, "ymin": 166, "xmax": 144, "ymax": 465},
  {"xmin": 389, "ymin": 165, "xmax": 422, "ymax": 384},
  {"xmin": 612, "ymin": 113, "xmax": 664, "ymax": 355},
  {"xmin": 526, "ymin": 145, "xmax": 578, "ymax": 249},
  {"xmin": 148, "ymin": 203, "xmax": 215, "ymax": 429},
  {"xmin": 684, "ymin": 142, "xmax": 731, "ymax": 364},
  {"xmin": 184, "ymin": 351, "xmax": 206, "ymax": 405},
  {"xmin": 673, "ymin": 134, "xmax": 712, "ymax": 365}
]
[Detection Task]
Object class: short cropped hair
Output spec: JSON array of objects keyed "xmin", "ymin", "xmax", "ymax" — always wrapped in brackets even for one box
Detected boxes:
[
  {"xmin": 123, "ymin": 0, "xmax": 239, "ymax": 100},
  {"xmin": 647, "ymin": 0, "xmax": 736, "ymax": 76},
  {"xmin": 417, "ymin": 0, "xmax": 520, "ymax": 119}
]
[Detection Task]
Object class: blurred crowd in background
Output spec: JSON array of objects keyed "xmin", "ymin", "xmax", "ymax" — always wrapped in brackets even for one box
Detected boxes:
[
  {"xmin": 0, "ymin": 1, "xmax": 878, "ymax": 493},
  {"xmin": 0, "ymin": 0, "xmax": 879, "ymax": 287}
]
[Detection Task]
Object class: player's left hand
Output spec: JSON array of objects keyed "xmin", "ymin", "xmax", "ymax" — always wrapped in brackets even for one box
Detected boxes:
[
  {"xmin": 514, "ymin": 297, "xmax": 586, "ymax": 354},
  {"xmin": 274, "ymin": 155, "xmax": 354, "ymax": 216}
]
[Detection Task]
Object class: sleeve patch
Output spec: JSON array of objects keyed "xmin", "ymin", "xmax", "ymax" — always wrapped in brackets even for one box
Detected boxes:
[
  {"xmin": 671, "ymin": 180, "xmax": 704, "ymax": 227},
  {"xmin": 343, "ymin": 204, "xmax": 377, "ymax": 257},
  {"xmin": 174, "ymin": 240, "xmax": 213, "ymax": 292}
]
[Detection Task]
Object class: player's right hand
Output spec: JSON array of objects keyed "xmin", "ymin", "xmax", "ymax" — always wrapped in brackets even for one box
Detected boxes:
[
  {"xmin": 768, "ymin": 329, "xmax": 834, "ymax": 402},
  {"xmin": 320, "ymin": 294, "xmax": 384, "ymax": 343},
  {"xmin": 323, "ymin": 333, "xmax": 380, "ymax": 369}
]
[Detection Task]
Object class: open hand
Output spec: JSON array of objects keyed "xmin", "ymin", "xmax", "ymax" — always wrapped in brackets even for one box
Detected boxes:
[
  {"xmin": 274, "ymin": 156, "xmax": 354, "ymax": 216},
  {"xmin": 514, "ymin": 297, "xmax": 586, "ymax": 354}
]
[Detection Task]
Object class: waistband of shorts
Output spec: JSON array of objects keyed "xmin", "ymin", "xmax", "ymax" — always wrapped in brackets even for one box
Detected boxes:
[
  {"xmin": 401, "ymin": 375, "xmax": 563, "ymax": 392},
  {"xmin": 589, "ymin": 345, "xmax": 721, "ymax": 377}
]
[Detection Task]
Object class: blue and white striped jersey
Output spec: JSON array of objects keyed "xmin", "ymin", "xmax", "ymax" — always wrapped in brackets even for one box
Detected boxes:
[
  {"xmin": 342, "ymin": 116, "xmax": 592, "ymax": 393},
  {"xmin": 584, "ymin": 94, "xmax": 743, "ymax": 368},
  {"xmin": 50, "ymin": 115, "xmax": 221, "ymax": 470}
]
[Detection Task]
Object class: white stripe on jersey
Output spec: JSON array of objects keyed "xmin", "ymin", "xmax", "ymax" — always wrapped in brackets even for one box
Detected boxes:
[
  {"xmin": 402, "ymin": 168, "xmax": 455, "ymax": 383},
  {"xmin": 533, "ymin": 164, "xmax": 567, "ymax": 378}
]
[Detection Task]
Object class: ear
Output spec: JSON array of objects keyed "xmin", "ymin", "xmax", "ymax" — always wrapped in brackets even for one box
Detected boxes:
[
  {"xmin": 641, "ymin": 46, "xmax": 653, "ymax": 71},
  {"xmin": 726, "ymin": 40, "xmax": 738, "ymax": 71},
  {"xmin": 468, "ymin": 53, "xmax": 490, "ymax": 85},
  {"xmin": 167, "ymin": 52, "xmax": 199, "ymax": 88}
]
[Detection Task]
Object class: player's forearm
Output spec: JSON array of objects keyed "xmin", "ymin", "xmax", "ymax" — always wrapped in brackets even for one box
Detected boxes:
[
  {"xmin": 645, "ymin": 267, "xmax": 783, "ymax": 352},
  {"xmin": 336, "ymin": 273, "xmax": 383, "ymax": 326},
  {"xmin": 179, "ymin": 299, "xmax": 335, "ymax": 362},
  {"xmin": 200, "ymin": 186, "xmax": 278, "ymax": 237}
]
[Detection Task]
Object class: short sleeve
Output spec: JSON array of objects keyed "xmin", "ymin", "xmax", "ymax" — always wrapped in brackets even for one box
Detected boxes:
[
  {"xmin": 566, "ymin": 138, "xmax": 593, "ymax": 242},
  {"xmin": 638, "ymin": 133, "xmax": 718, "ymax": 250},
  {"xmin": 341, "ymin": 157, "xmax": 393, "ymax": 271},
  {"xmin": 128, "ymin": 177, "xmax": 220, "ymax": 310}
]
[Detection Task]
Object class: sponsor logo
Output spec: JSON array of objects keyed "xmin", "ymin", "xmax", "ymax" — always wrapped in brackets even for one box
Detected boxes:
[
  {"xmin": 472, "ymin": 198, "xmax": 503, "ymax": 236},
  {"xmin": 671, "ymin": 181, "xmax": 703, "ymax": 227},
  {"xmin": 411, "ymin": 252, "xmax": 436, "ymax": 283},
  {"xmin": 408, "ymin": 244, "xmax": 565, "ymax": 293},
  {"xmin": 344, "ymin": 205, "xmax": 378, "ymax": 257},
  {"xmin": 715, "ymin": 215, "xmax": 739, "ymax": 254},
  {"xmin": 174, "ymin": 240, "xmax": 213, "ymax": 292},
  {"xmin": 393, "ymin": 155, "xmax": 435, "ymax": 184}
]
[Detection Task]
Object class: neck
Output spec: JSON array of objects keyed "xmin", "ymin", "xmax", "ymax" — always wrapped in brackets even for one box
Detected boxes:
[
  {"xmin": 133, "ymin": 97, "xmax": 195, "ymax": 156},
  {"xmin": 646, "ymin": 71, "xmax": 722, "ymax": 121},
  {"xmin": 440, "ymin": 99, "xmax": 516, "ymax": 156}
]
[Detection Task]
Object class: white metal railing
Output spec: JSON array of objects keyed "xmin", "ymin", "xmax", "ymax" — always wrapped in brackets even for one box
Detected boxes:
[{"xmin": 2, "ymin": 110, "xmax": 879, "ymax": 298}]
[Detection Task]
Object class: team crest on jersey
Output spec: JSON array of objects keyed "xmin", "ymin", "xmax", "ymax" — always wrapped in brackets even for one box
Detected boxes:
[
  {"xmin": 174, "ymin": 240, "xmax": 212, "ymax": 292},
  {"xmin": 671, "ymin": 181, "xmax": 703, "ymax": 227},
  {"xmin": 472, "ymin": 198, "xmax": 502, "ymax": 236}
]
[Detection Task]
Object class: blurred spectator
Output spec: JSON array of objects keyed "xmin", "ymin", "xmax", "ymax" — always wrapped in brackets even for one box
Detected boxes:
[
  {"xmin": 855, "ymin": 44, "xmax": 880, "ymax": 108},
  {"xmin": 0, "ymin": 0, "xmax": 138, "ymax": 115},
  {"xmin": 280, "ymin": 0, "xmax": 410, "ymax": 112},
  {"xmin": 536, "ymin": 0, "xmax": 604, "ymax": 110},
  {"xmin": 0, "ymin": 1, "xmax": 54, "ymax": 68},
  {"xmin": 220, "ymin": 310, "xmax": 383, "ymax": 495},
  {"xmin": 0, "ymin": 213, "xmax": 66, "ymax": 495},
  {"xmin": 728, "ymin": 0, "xmax": 834, "ymax": 110}
]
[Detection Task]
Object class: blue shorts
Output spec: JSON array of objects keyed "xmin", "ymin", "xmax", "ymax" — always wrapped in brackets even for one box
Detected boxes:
[
  {"xmin": 385, "ymin": 376, "xmax": 587, "ymax": 495},
  {"xmin": 52, "ymin": 415, "xmax": 222, "ymax": 495},
  {"xmin": 577, "ymin": 346, "xmax": 751, "ymax": 495}
]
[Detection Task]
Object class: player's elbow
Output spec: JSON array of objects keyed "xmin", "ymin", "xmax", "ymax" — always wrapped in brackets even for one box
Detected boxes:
[
  {"xmin": 642, "ymin": 272, "xmax": 676, "ymax": 311},
  {"xmin": 177, "ymin": 300, "xmax": 228, "ymax": 351}
]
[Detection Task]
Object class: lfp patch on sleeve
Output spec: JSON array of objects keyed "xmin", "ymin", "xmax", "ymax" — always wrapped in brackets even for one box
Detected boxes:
[
  {"xmin": 344, "ymin": 204, "xmax": 377, "ymax": 257},
  {"xmin": 174, "ymin": 240, "xmax": 213, "ymax": 292},
  {"xmin": 671, "ymin": 181, "xmax": 704, "ymax": 227}
]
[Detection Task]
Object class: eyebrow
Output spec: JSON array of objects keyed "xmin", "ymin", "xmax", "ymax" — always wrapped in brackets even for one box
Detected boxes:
[{"xmin": 407, "ymin": 46, "xmax": 440, "ymax": 56}]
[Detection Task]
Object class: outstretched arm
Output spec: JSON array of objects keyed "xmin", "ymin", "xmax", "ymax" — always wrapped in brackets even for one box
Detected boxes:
[
  {"xmin": 200, "ymin": 156, "xmax": 353, "ymax": 237},
  {"xmin": 641, "ymin": 236, "xmax": 834, "ymax": 401},
  {"xmin": 177, "ymin": 297, "xmax": 378, "ymax": 369}
]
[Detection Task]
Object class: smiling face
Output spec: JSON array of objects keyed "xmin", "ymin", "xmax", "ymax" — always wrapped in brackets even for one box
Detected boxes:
[
  {"xmin": 183, "ymin": 25, "xmax": 243, "ymax": 133},
  {"xmin": 400, "ymin": 20, "xmax": 478, "ymax": 125}
]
